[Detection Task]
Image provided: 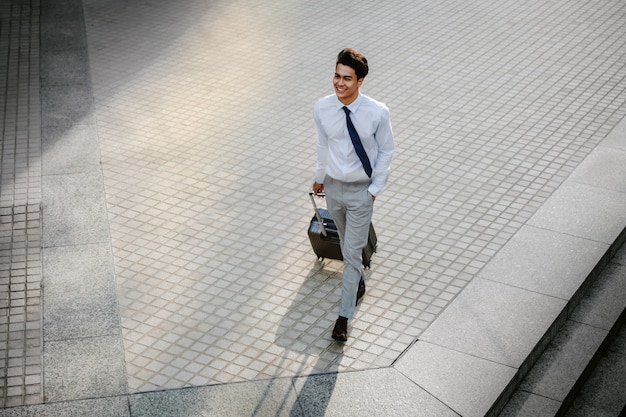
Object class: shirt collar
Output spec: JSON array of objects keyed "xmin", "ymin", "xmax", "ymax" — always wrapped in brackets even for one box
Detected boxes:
[{"xmin": 334, "ymin": 93, "xmax": 363, "ymax": 112}]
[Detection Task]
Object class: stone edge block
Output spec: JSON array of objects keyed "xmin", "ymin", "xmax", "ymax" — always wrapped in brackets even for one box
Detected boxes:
[
  {"xmin": 527, "ymin": 181, "xmax": 626, "ymax": 245},
  {"xmin": 129, "ymin": 378, "xmax": 298, "ymax": 417},
  {"xmin": 395, "ymin": 341, "xmax": 517, "ymax": 417},
  {"xmin": 293, "ymin": 367, "xmax": 459, "ymax": 417},
  {"xmin": 43, "ymin": 335, "xmax": 128, "ymax": 402},
  {"xmin": 519, "ymin": 320, "xmax": 607, "ymax": 401},
  {"xmin": 477, "ymin": 225, "xmax": 608, "ymax": 300},
  {"xmin": 42, "ymin": 125, "xmax": 101, "ymax": 176},
  {"xmin": 42, "ymin": 243, "xmax": 120, "ymax": 341},
  {"xmin": 419, "ymin": 277, "xmax": 566, "ymax": 368},
  {"xmin": 42, "ymin": 171, "xmax": 109, "ymax": 248}
]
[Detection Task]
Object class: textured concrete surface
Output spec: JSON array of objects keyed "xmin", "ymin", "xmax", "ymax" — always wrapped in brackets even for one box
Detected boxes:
[
  {"xmin": 501, "ymin": 240, "xmax": 626, "ymax": 416},
  {"xmin": 1, "ymin": 0, "xmax": 626, "ymax": 415}
]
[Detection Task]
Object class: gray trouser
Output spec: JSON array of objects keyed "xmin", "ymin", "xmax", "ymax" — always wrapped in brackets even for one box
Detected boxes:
[{"xmin": 324, "ymin": 176, "xmax": 373, "ymax": 319}]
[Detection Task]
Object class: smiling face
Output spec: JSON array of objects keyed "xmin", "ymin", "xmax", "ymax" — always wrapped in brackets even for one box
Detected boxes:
[{"xmin": 334, "ymin": 63, "xmax": 363, "ymax": 105}]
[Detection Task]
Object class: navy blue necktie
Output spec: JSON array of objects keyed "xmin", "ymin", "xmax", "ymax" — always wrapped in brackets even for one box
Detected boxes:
[{"xmin": 342, "ymin": 106, "xmax": 372, "ymax": 177}]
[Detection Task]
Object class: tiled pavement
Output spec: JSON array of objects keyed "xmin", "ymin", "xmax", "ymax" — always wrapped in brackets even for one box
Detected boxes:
[
  {"xmin": 1, "ymin": 0, "xmax": 626, "ymax": 415},
  {"xmin": 0, "ymin": 0, "xmax": 43, "ymax": 408}
]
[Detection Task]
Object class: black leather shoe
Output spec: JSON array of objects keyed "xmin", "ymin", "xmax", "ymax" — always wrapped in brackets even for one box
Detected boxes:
[
  {"xmin": 356, "ymin": 278, "xmax": 366, "ymax": 306},
  {"xmin": 332, "ymin": 316, "xmax": 348, "ymax": 342}
]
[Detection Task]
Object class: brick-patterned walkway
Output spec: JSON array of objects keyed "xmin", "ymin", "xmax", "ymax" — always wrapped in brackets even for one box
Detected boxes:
[
  {"xmin": 0, "ymin": 0, "xmax": 43, "ymax": 408},
  {"xmin": 85, "ymin": 0, "xmax": 626, "ymax": 392},
  {"xmin": 1, "ymin": 0, "xmax": 626, "ymax": 415}
]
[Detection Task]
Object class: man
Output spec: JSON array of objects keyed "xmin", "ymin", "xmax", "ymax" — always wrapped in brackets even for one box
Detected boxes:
[{"xmin": 312, "ymin": 48, "xmax": 395, "ymax": 342}]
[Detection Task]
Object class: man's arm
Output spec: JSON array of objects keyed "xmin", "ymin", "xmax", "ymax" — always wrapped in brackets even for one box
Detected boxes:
[
  {"xmin": 313, "ymin": 182, "xmax": 325, "ymax": 196},
  {"xmin": 313, "ymin": 106, "xmax": 329, "ymax": 195},
  {"xmin": 368, "ymin": 108, "xmax": 395, "ymax": 197}
]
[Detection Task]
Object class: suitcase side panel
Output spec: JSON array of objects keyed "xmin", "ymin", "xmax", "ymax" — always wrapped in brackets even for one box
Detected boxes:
[
  {"xmin": 308, "ymin": 216, "xmax": 343, "ymax": 261},
  {"xmin": 308, "ymin": 215, "xmax": 377, "ymax": 267}
]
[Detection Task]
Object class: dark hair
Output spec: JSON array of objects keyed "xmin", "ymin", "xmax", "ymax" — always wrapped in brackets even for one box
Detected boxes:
[{"xmin": 336, "ymin": 48, "xmax": 369, "ymax": 80}]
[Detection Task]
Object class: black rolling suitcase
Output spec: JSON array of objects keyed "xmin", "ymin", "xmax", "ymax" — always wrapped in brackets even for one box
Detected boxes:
[{"xmin": 308, "ymin": 192, "xmax": 377, "ymax": 268}]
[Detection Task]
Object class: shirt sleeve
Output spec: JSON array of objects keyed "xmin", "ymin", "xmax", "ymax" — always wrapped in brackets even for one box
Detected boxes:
[
  {"xmin": 313, "ymin": 105, "xmax": 329, "ymax": 185},
  {"xmin": 368, "ymin": 107, "xmax": 395, "ymax": 196}
]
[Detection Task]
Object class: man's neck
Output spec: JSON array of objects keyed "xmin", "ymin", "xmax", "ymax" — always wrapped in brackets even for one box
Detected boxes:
[{"xmin": 338, "ymin": 92, "xmax": 359, "ymax": 106}]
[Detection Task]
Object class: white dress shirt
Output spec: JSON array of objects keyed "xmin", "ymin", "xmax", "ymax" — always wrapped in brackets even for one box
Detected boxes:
[{"xmin": 314, "ymin": 93, "xmax": 395, "ymax": 196}]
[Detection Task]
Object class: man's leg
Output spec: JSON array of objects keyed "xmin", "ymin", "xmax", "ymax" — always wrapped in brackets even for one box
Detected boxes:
[
  {"xmin": 325, "ymin": 179, "xmax": 373, "ymax": 340},
  {"xmin": 336, "ymin": 183, "xmax": 372, "ymax": 319}
]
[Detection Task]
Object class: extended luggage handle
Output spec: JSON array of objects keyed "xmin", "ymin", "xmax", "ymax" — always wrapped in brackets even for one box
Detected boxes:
[{"xmin": 309, "ymin": 191, "xmax": 328, "ymax": 237}]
